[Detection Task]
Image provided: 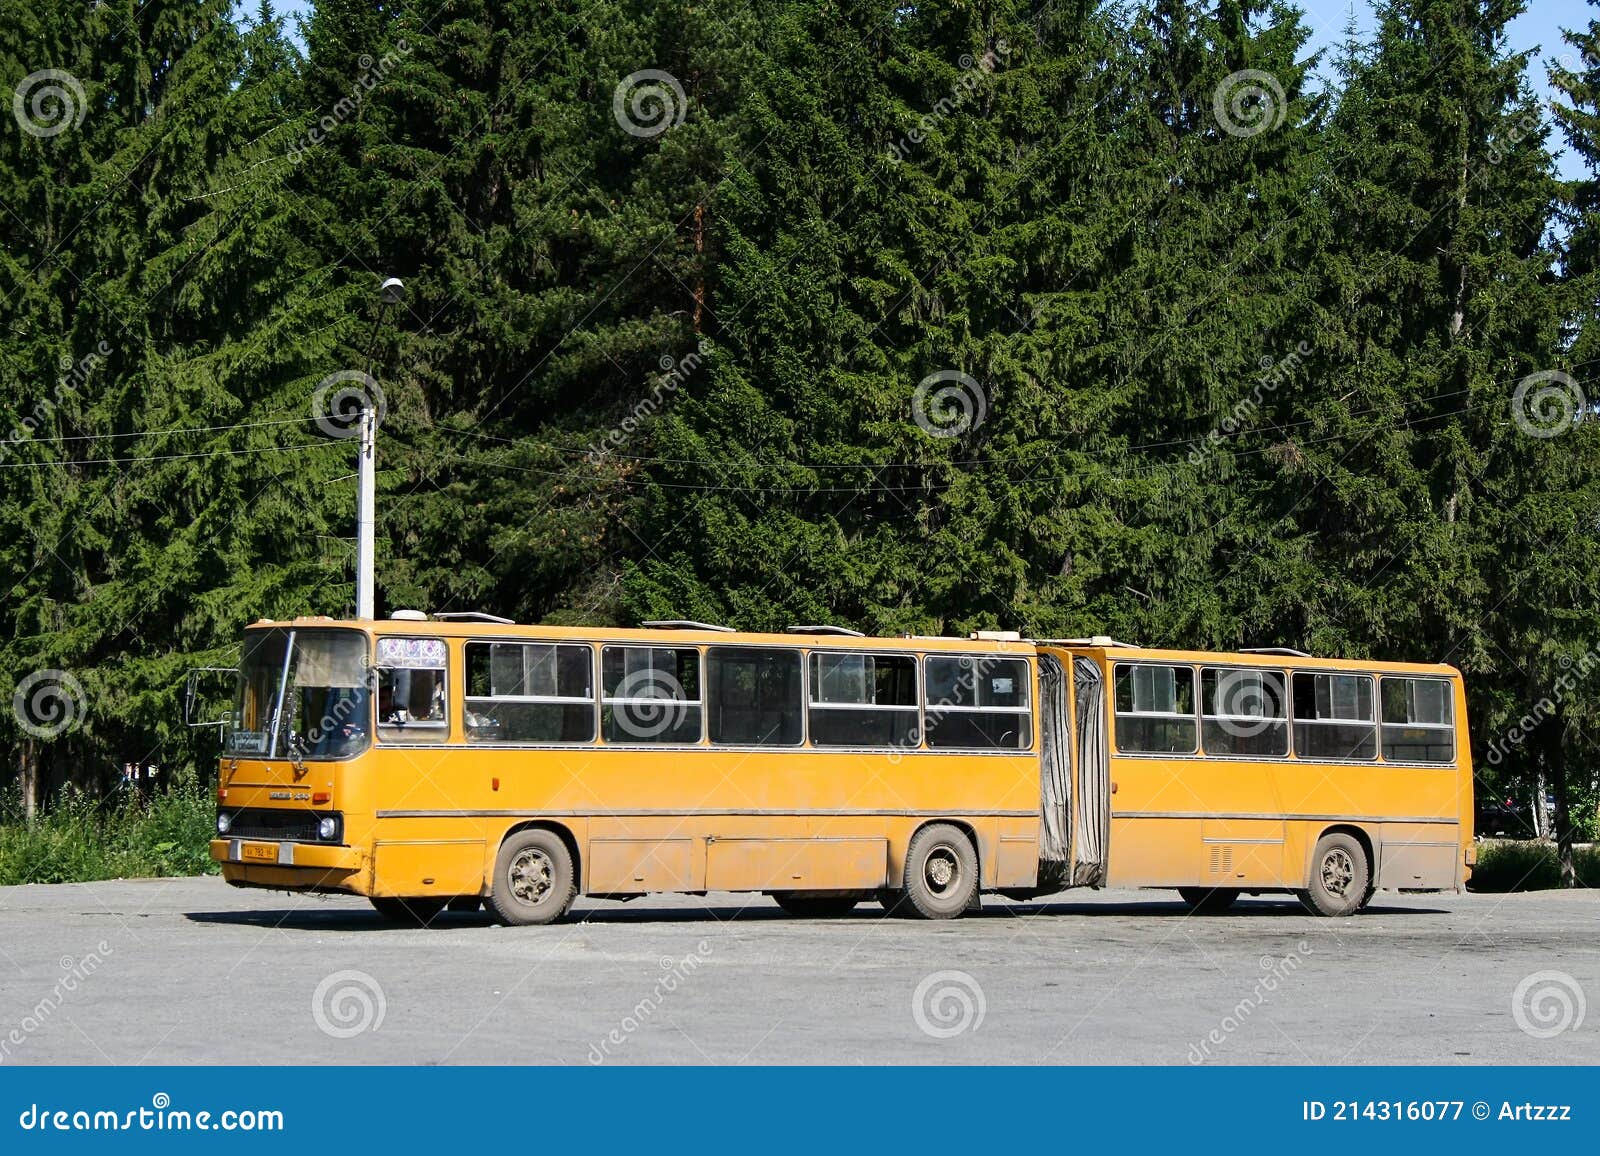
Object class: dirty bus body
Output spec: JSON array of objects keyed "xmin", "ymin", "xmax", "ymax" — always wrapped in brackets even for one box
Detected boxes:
[{"xmin": 209, "ymin": 618, "xmax": 1473, "ymax": 924}]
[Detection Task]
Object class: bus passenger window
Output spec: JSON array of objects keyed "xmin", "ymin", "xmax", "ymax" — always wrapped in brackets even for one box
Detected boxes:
[
  {"xmin": 1201, "ymin": 667, "xmax": 1288, "ymax": 757},
  {"xmin": 375, "ymin": 636, "xmax": 450, "ymax": 743},
  {"xmin": 601, "ymin": 646, "xmax": 702, "ymax": 744},
  {"xmin": 923, "ymin": 656, "xmax": 1032, "ymax": 750},
  {"xmin": 707, "ymin": 648, "xmax": 802, "ymax": 746},
  {"xmin": 1112, "ymin": 664, "xmax": 1197, "ymax": 754},
  {"xmin": 1292, "ymin": 672, "xmax": 1376, "ymax": 760},
  {"xmin": 808, "ymin": 652, "xmax": 918, "ymax": 747},
  {"xmin": 1380, "ymin": 677, "xmax": 1455, "ymax": 762},
  {"xmin": 465, "ymin": 642, "xmax": 595, "ymax": 743}
]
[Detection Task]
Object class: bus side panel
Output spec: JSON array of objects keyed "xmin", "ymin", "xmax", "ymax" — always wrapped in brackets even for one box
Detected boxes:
[
  {"xmin": 1104, "ymin": 817, "xmax": 1201, "ymax": 887},
  {"xmin": 1198, "ymin": 817, "xmax": 1286, "ymax": 886},
  {"xmin": 995, "ymin": 816, "xmax": 1040, "ymax": 888},
  {"xmin": 372, "ymin": 838, "xmax": 488, "ymax": 898},
  {"xmin": 704, "ymin": 836, "xmax": 887, "ymax": 892},
  {"xmin": 1375, "ymin": 822, "xmax": 1461, "ymax": 890}
]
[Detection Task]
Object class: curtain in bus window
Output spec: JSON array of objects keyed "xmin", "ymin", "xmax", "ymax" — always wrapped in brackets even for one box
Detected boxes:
[
  {"xmin": 287, "ymin": 632, "xmax": 371, "ymax": 759},
  {"xmin": 464, "ymin": 642, "xmax": 595, "ymax": 743},
  {"xmin": 294, "ymin": 635, "xmax": 366, "ymax": 687},
  {"xmin": 807, "ymin": 652, "xmax": 918, "ymax": 747},
  {"xmin": 601, "ymin": 646, "xmax": 703, "ymax": 744},
  {"xmin": 1113, "ymin": 663, "xmax": 1197, "ymax": 753},
  {"xmin": 1037, "ymin": 653, "xmax": 1072, "ymax": 875},
  {"xmin": 1071, "ymin": 657, "xmax": 1109, "ymax": 887},
  {"xmin": 1200, "ymin": 667, "xmax": 1289, "ymax": 757},
  {"xmin": 1379, "ymin": 677, "xmax": 1455, "ymax": 762},
  {"xmin": 1292, "ymin": 672, "xmax": 1377, "ymax": 759},
  {"xmin": 923, "ymin": 656, "xmax": 1032, "ymax": 750}
]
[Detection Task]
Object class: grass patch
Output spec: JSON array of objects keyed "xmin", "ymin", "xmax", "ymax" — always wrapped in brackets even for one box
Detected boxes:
[
  {"xmin": 1468, "ymin": 839, "xmax": 1600, "ymax": 892},
  {"xmin": 0, "ymin": 781, "xmax": 218, "ymax": 886}
]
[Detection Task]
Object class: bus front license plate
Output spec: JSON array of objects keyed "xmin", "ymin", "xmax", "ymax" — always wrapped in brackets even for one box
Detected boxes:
[{"xmin": 239, "ymin": 842, "xmax": 278, "ymax": 863}]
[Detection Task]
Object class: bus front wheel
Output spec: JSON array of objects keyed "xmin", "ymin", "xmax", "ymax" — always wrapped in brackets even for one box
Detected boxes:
[
  {"xmin": 488, "ymin": 828, "xmax": 577, "ymax": 926},
  {"xmin": 1296, "ymin": 832, "xmax": 1370, "ymax": 917},
  {"xmin": 1178, "ymin": 887, "xmax": 1238, "ymax": 914},
  {"xmin": 901, "ymin": 824, "xmax": 979, "ymax": 919}
]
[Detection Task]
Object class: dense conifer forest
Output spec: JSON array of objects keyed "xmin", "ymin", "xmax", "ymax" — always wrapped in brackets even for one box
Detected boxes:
[{"xmin": 3, "ymin": 1, "xmax": 1599, "ymax": 872}]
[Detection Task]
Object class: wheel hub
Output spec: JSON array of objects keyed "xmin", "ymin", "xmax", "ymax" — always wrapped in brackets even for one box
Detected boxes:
[
  {"xmin": 925, "ymin": 849, "xmax": 958, "ymax": 893},
  {"xmin": 1321, "ymin": 848, "xmax": 1354, "ymax": 896},
  {"xmin": 509, "ymin": 848, "xmax": 553, "ymax": 905}
]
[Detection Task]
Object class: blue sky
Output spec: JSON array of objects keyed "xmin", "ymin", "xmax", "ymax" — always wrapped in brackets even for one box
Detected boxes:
[
  {"xmin": 1302, "ymin": 0, "xmax": 1594, "ymax": 178},
  {"xmin": 263, "ymin": 0, "xmax": 1596, "ymax": 177}
]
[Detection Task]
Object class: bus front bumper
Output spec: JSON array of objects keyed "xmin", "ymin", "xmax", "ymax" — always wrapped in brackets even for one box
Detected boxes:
[{"xmin": 210, "ymin": 838, "xmax": 365, "ymax": 893}]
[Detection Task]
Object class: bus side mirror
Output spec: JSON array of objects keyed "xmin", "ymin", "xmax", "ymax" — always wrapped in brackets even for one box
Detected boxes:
[{"xmin": 184, "ymin": 667, "xmax": 237, "ymax": 728}]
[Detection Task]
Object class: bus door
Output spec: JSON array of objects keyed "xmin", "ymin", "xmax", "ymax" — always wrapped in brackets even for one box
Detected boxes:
[
  {"xmin": 1037, "ymin": 653, "xmax": 1072, "ymax": 888},
  {"xmin": 1071, "ymin": 656, "xmax": 1110, "ymax": 885}
]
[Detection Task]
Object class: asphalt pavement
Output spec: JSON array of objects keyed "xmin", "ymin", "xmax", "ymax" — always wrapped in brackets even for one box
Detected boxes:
[{"xmin": 0, "ymin": 877, "xmax": 1594, "ymax": 1064}]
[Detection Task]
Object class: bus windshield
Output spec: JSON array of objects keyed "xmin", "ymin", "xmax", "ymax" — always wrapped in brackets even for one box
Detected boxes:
[{"xmin": 226, "ymin": 628, "xmax": 371, "ymax": 760}]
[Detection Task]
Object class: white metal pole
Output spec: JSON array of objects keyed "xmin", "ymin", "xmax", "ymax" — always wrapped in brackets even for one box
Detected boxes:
[{"xmin": 355, "ymin": 401, "xmax": 376, "ymax": 620}]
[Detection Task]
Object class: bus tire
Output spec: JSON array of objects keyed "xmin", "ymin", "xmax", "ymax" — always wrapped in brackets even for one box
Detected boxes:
[
  {"xmin": 901, "ymin": 823, "xmax": 979, "ymax": 919},
  {"xmin": 1178, "ymin": 887, "xmax": 1238, "ymax": 914},
  {"xmin": 1296, "ymin": 832, "xmax": 1370, "ymax": 917},
  {"xmin": 488, "ymin": 828, "xmax": 577, "ymax": 926},
  {"xmin": 771, "ymin": 893, "xmax": 859, "ymax": 917},
  {"xmin": 369, "ymin": 896, "xmax": 447, "ymax": 926}
]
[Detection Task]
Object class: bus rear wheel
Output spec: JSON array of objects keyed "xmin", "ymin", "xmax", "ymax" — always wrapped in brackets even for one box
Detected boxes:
[
  {"xmin": 370, "ymin": 896, "xmax": 447, "ymax": 926},
  {"xmin": 487, "ymin": 828, "xmax": 577, "ymax": 926},
  {"xmin": 1296, "ymin": 832, "xmax": 1370, "ymax": 917},
  {"xmin": 771, "ymin": 893, "xmax": 859, "ymax": 917},
  {"xmin": 901, "ymin": 824, "xmax": 979, "ymax": 919},
  {"xmin": 1178, "ymin": 887, "xmax": 1239, "ymax": 914}
]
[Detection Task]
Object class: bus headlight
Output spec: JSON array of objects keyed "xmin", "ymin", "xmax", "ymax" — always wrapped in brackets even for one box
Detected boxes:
[
  {"xmin": 216, "ymin": 811, "xmax": 232, "ymax": 835},
  {"xmin": 318, "ymin": 816, "xmax": 339, "ymax": 841}
]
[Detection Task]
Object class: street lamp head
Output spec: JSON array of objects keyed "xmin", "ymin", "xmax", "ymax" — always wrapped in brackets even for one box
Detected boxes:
[{"xmin": 379, "ymin": 277, "xmax": 405, "ymax": 306}]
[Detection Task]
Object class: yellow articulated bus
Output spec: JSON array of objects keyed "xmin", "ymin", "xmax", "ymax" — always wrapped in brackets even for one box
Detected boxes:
[{"xmin": 205, "ymin": 615, "xmax": 1473, "ymax": 924}]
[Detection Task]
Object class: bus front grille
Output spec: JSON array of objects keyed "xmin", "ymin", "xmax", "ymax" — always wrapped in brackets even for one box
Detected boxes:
[{"xmin": 224, "ymin": 808, "xmax": 325, "ymax": 843}]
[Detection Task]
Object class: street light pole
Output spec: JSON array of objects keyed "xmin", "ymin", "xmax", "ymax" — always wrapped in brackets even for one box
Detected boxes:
[
  {"xmin": 355, "ymin": 276, "xmax": 404, "ymax": 621},
  {"xmin": 355, "ymin": 402, "xmax": 376, "ymax": 620}
]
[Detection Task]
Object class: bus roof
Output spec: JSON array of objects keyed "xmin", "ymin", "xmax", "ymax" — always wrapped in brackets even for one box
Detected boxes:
[
  {"xmin": 1043, "ymin": 641, "xmax": 1460, "ymax": 678},
  {"xmin": 248, "ymin": 617, "xmax": 1036, "ymax": 654},
  {"xmin": 246, "ymin": 617, "xmax": 1458, "ymax": 673}
]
